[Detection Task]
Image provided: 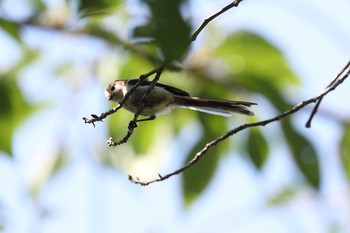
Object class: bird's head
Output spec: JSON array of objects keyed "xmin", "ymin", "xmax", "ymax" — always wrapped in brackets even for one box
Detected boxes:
[{"xmin": 104, "ymin": 80, "xmax": 126, "ymax": 103}]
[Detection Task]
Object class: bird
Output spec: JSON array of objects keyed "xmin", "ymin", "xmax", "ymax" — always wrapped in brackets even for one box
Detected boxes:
[{"xmin": 104, "ymin": 79, "xmax": 257, "ymax": 122}]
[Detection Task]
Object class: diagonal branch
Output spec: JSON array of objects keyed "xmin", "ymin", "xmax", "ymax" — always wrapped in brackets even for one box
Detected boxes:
[
  {"xmin": 190, "ymin": 0, "xmax": 244, "ymax": 42},
  {"xmin": 305, "ymin": 60, "xmax": 350, "ymax": 128},
  {"xmin": 129, "ymin": 60, "xmax": 350, "ymax": 186}
]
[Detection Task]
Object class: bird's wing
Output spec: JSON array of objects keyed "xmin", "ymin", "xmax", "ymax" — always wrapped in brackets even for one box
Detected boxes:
[{"xmin": 127, "ymin": 79, "xmax": 191, "ymax": 97}]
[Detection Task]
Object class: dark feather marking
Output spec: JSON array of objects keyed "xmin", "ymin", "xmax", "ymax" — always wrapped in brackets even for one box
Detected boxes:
[{"xmin": 127, "ymin": 79, "xmax": 191, "ymax": 97}]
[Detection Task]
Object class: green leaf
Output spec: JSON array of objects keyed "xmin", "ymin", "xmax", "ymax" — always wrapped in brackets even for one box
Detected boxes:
[
  {"xmin": 0, "ymin": 49, "xmax": 40, "ymax": 155},
  {"xmin": 182, "ymin": 114, "xmax": 228, "ymax": 206},
  {"xmin": 11, "ymin": 49, "xmax": 41, "ymax": 76},
  {"xmin": 119, "ymin": 54, "xmax": 154, "ymax": 79},
  {"xmin": 181, "ymin": 136, "xmax": 221, "ymax": 207},
  {"xmin": 87, "ymin": 26, "xmax": 162, "ymax": 67},
  {"xmin": 0, "ymin": 77, "xmax": 33, "ymax": 155},
  {"xmin": 171, "ymin": 109, "xmax": 197, "ymax": 134},
  {"xmin": 0, "ymin": 18, "xmax": 21, "ymax": 41},
  {"xmin": 133, "ymin": 0, "xmax": 191, "ymax": 61},
  {"xmin": 77, "ymin": 0, "xmax": 120, "ymax": 17},
  {"xmin": 213, "ymin": 32, "xmax": 299, "ymax": 112},
  {"xmin": 281, "ymin": 119, "xmax": 320, "ymax": 189},
  {"xmin": 32, "ymin": 0, "xmax": 46, "ymax": 12},
  {"xmin": 130, "ymin": 119, "xmax": 159, "ymax": 155},
  {"xmin": 246, "ymin": 128, "xmax": 269, "ymax": 169},
  {"xmin": 215, "ymin": 31, "xmax": 299, "ymax": 87},
  {"xmin": 340, "ymin": 124, "xmax": 350, "ymax": 180},
  {"xmin": 87, "ymin": 26, "xmax": 123, "ymax": 44},
  {"xmin": 108, "ymin": 108, "xmax": 132, "ymax": 139},
  {"xmin": 0, "ymin": 221, "xmax": 4, "ymax": 232},
  {"xmin": 238, "ymin": 76, "xmax": 291, "ymax": 112},
  {"xmin": 266, "ymin": 186, "xmax": 299, "ymax": 206},
  {"xmin": 107, "ymin": 109, "xmax": 161, "ymax": 155}
]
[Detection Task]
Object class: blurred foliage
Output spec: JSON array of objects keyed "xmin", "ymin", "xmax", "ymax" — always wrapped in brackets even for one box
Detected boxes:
[
  {"xmin": 133, "ymin": 0, "xmax": 191, "ymax": 61},
  {"xmin": 266, "ymin": 186, "xmax": 299, "ymax": 206},
  {"xmin": 214, "ymin": 31, "xmax": 299, "ymax": 88},
  {"xmin": 75, "ymin": 0, "xmax": 121, "ymax": 17},
  {"xmin": 182, "ymin": 114, "xmax": 229, "ymax": 206},
  {"xmin": 0, "ymin": 18, "xmax": 21, "ymax": 41},
  {"xmin": 281, "ymin": 120, "xmax": 320, "ymax": 188},
  {"xmin": 0, "ymin": 0, "xmax": 344, "ymax": 211},
  {"xmin": 340, "ymin": 124, "xmax": 350, "ymax": 179},
  {"xmin": 245, "ymin": 128, "xmax": 269, "ymax": 169},
  {"xmin": 0, "ymin": 201, "xmax": 4, "ymax": 232},
  {"xmin": 0, "ymin": 77, "xmax": 27, "ymax": 155},
  {"xmin": 213, "ymin": 32, "xmax": 320, "ymax": 189},
  {"xmin": 0, "ymin": 47, "xmax": 40, "ymax": 155}
]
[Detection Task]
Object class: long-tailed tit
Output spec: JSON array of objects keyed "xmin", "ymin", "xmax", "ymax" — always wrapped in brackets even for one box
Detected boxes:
[{"xmin": 104, "ymin": 79, "xmax": 257, "ymax": 121}]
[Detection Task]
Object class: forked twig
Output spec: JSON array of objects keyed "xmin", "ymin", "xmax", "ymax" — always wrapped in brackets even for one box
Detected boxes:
[{"xmin": 305, "ymin": 61, "xmax": 350, "ymax": 128}]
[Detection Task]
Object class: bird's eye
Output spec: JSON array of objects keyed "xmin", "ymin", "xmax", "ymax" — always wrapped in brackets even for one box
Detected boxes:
[{"xmin": 110, "ymin": 86, "xmax": 115, "ymax": 91}]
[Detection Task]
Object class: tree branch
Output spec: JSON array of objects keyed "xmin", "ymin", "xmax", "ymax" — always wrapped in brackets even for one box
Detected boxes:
[
  {"xmin": 305, "ymin": 60, "xmax": 350, "ymax": 128},
  {"xmin": 129, "ymin": 61, "xmax": 350, "ymax": 186},
  {"xmin": 190, "ymin": 0, "xmax": 244, "ymax": 42}
]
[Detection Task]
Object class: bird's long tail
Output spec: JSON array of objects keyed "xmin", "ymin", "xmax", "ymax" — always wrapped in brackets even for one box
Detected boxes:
[{"xmin": 174, "ymin": 96, "xmax": 257, "ymax": 117}]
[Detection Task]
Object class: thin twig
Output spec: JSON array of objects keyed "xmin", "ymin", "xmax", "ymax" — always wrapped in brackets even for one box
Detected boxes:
[
  {"xmin": 129, "ymin": 61, "xmax": 350, "ymax": 185},
  {"xmin": 305, "ymin": 61, "xmax": 350, "ymax": 128},
  {"xmin": 190, "ymin": 0, "xmax": 244, "ymax": 42}
]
